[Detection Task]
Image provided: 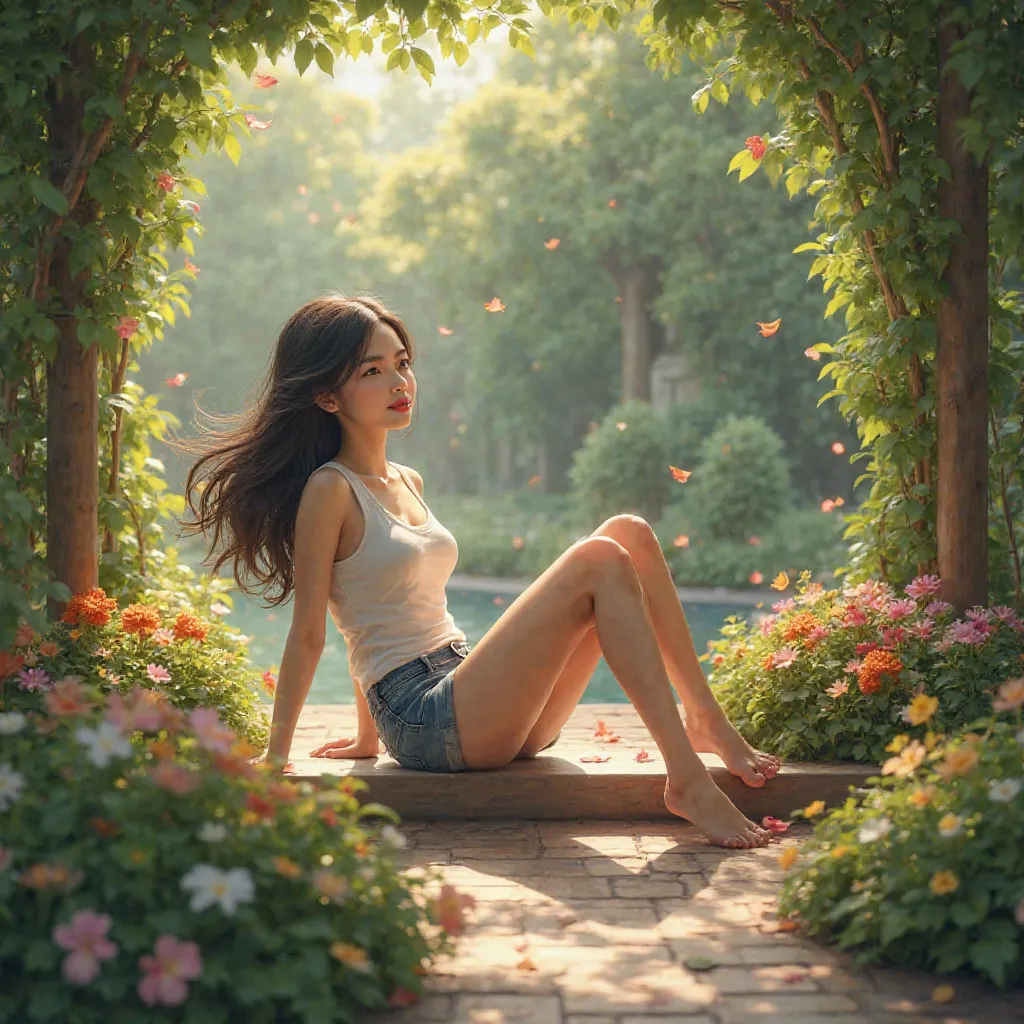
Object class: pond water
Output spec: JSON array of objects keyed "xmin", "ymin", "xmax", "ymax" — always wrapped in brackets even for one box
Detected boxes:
[{"xmin": 226, "ymin": 586, "xmax": 756, "ymax": 704}]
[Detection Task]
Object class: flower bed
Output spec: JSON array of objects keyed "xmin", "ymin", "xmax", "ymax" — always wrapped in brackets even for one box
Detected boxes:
[
  {"xmin": 0, "ymin": 679, "xmax": 472, "ymax": 1022},
  {"xmin": 1, "ymin": 588, "xmax": 269, "ymax": 749},
  {"xmin": 777, "ymin": 679, "xmax": 1024, "ymax": 986},
  {"xmin": 708, "ymin": 574, "xmax": 1024, "ymax": 762}
]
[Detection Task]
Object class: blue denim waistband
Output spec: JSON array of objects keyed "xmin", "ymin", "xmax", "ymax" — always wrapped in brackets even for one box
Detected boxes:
[{"xmin": 417, "ymin": 639, "xmax": 471, "ymax": 672}]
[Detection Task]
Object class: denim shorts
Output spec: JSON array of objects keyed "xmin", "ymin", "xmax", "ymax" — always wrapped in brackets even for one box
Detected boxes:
[{"xmin": 366, "ymin": 639, "xmax": 560, "ymax": 772}]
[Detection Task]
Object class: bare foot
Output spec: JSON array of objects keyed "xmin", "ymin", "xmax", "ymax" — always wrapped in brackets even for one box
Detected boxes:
[
  {"xmin": 664, "ymin": 778, "xmax": 771, "ymax": 849},
  {"xmin": 685, "ymin": 707, "xmax": 781, "ymax": 788}
]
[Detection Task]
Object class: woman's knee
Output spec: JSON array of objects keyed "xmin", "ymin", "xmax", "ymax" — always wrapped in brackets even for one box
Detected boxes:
[
  {"xmin": 595, "ymin": 513, "xmax": 660, "ymax": 555},
  {"xmin": 570, "ymin": 535, "xmax": 637, "ymax": 590}
]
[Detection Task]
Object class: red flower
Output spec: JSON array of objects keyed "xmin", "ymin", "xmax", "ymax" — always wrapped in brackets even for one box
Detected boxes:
[{"xmin": 745, "ymin": 135, "xmax": 767, "ymax": 160}]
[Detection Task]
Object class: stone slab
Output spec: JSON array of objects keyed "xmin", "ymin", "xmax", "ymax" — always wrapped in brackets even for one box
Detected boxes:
[{"xmin": 288, "ymin": 704, "xmax": 874, "ymax": 820}]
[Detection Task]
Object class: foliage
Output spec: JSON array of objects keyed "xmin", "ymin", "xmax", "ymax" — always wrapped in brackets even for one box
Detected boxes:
[
  {"xmin": 778, "ymin": 693, "xmax": 1024, "ymax": 986},
  {"xmin": 657, "ymin": 507, "xmax": 845, "ymax": 590},
  {"xmin": 0, "ymin": 682, "xmax": 470, "ymax": 1022},
  {"xmin": 637, "ymin": 0, "xmax": 1024, "ymax": 600},
  {"xmin": 708, "ymin": 573, "xmax": 1024, "ymax": 763},
  {"xmin": 680, "ymin": 414, "xmax": 790, "ymax": 540},
  {"xmin": 568, "ymin": 400, "xmax": 674, "ymax": 525},
  {"xmin": 1, "ymin": 589, "xmax": 269, "ymax": 749}
]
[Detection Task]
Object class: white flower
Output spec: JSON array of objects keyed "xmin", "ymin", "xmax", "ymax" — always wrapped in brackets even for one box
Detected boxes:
[
  {"xmin": 75, "ymin": 722, "xmax": 132, "ymax": 767},
  {"xmin": 857, "ymin": 816, "xmax": 893, "ymax": 843},
  {"xmin": 379, "ymin": 825, "xmax": 407, "ymax": 849},
  {"xmin": 988, "ymin": 778, "xmax": 1021, "ymax": 803},
  {"xmin": 358, "ymin": 865, "xmax": 377, "ymax": 883},
  {"xmin": 0, "ymin": 712, "xmax": 26, "ymax": 735},
  {"xmin": 0, "ymin": 764, "xmax": 26, "ymax": 811},
  {"xmin": 937, "ymin": 814, "xmax": 964, "ymax": 837},
  {"xmin": 197, "ymin": 822, "xmax": 228, "ymax": 844},
  {"xmin": 180, "ymin": 864, "xmax": 254, "ymax": 915}
]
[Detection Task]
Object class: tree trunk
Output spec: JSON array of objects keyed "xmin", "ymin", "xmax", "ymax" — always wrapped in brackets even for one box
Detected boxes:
[
  {"xmin": 936, "ymin": 14, "xmax": 990, "ymax": 611},
  {"xmin": 496, "ymin": 433, "xmax": 515, "ymax": 493},
  {"xmin": 620, "ymin": 265, "xmax": 656, "ymax": 402}
]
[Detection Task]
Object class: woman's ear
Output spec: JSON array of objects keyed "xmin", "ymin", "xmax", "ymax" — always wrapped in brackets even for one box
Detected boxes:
[{"xmin": 314, "ymin": 393, "xmax": 340, "ymax": 414}]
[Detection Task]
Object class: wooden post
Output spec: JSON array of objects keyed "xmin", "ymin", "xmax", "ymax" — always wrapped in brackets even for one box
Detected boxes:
[{"xmin": 935, "ymin": 14, "xmax": 990, "ymax": 611}]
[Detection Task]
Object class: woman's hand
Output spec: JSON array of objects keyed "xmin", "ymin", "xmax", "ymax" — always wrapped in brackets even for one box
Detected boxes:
[{"xmin": 309, "ymin": 735, "xmax": 382, "ymax": 759}]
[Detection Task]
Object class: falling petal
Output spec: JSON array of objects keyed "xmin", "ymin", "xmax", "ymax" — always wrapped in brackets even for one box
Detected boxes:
[
  {"xmin": 833, "ymin": 496, "xmax": 845, "ymax": 506},
  {"xmin": 438, "ymin": 326, "xmax": 453, "ymax": 335},
  {"xmin": 252, "ymin": 73, "xmax": 279, "ymax": 88},
  {"xmin": 831, "ymin": 442, "xmax": 846, "ymax": 454},
  {"xmin": 757, "ymin": 318, "xmax": 782, "ymax": 337},
  {"xmin": 511, "ymin": 536, "xmax": 525, "ymax": 549},
  {"xmin": 821, "ymin": 499, "xmax": 835, "ymax": 512},
  {"xmin": 804, "ymin": 347, "xmax": 821, "ymax": 361},
  {"xmin": 615, "ymin": 295, "xmax": 623, "ymax": 304},
  {"xmin": 544, "ymin": 238, "xmax": 560, "ymax": 250},
  {"xmin": 748, "ymin": 535, "xmax": 761, "ymax": 546},
  {"xmin": 761, "ymin": 815, "xmax": 790, "ymax": 834},
  {"xmin": 243, "ymin": 114, "xmax": 273, "ymax": 131},
  {"xmin": 608, "ymin": 199, "xmax": 617, "ymax": 208},
  {"xmin": 493, "ymin": 596, "xmax": 505, "ymax": 606},
  {"xmin": 669, "ymin": 466, "xmax": 692, "ymax": 483},
  {"xmin": 593, "ymin": 720, "xmax": 612, "ymax": 737},
  {"xmin": 344, "ymin": 213, "xmax": 357, "ymax": 225},
  {"xmin": 184, "ymin": 258, "xmax": 199, "ymax": 274},
  {"xmin": 771, "ymin": 571, "xmax": 790, "ymax": 591},
  {"xmin": 528, "ymin": 475, "xmax": 542, "ymax": 487},
  {"xmin": 615, "ymin": 421, "xmax": 627, "ymax": 431},
  {"xmin": 332, "ymin": 114, "xmax": 346, "ymax": 124},
  {"xmin": 165, "ymin": 372, "xmax": 188, "ymax": 387},
  {"xmin": 635, "ymin": 749, "xmax": 655, "ymax": 762},
  {"xmin": 673, "ymin": 535, "xmax": 690, "ymax": 548},
  {"xmin": 484, "ymin": 297, "xmax": 505, "ymax": 313},
  {"xmin": 580, "ymin": 754, "xmax": 611, "ymax": 763},
  {"xmin": 749, "ymin": 571, "xmax": 764, "ymax": 585},
  {"xmin": 516, "ymin": 956, "xmax": 538, "ymax": 971},
  {"xmin": 298, "ymin": 185, "xmax": 308, "ymax": 196}
]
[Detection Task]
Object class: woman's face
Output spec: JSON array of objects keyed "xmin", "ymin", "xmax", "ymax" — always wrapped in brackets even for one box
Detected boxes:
[{"xmin": 335, "ymin": 322, "xmax": 415, "ymax": 428}]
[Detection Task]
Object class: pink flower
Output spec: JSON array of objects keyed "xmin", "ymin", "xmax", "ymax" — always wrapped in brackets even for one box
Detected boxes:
[
  {"xmin": 53, "ymin": 910, "xmax": 118, "ymax": 985},
  {"xmin": 17, "ymin": 667, "xmax": 53, "ymax": 692},
  {"xmin": 138, "ymin": 935, "xmax": 203, "ymax": 1006},
  {"xmin": 886, "ymin": 599, "xmax": 917, "ymax": 620},
  {"xmin": 149, "ymin": 761, "xmax": 198, "ymax": 795},
  {"xmin": 905, "ymin": 574, "xmax": 941, "ymax": 599},
  {"xmin": 924, "ymin": 600, "xmax": 953, "ymax": 617},
  {"xmin": 806, "ymin": 626, "xmax": 829, "ymax": 645},
  {"xmin": 772, "ymin": 599, "xmax": 796, "ymax": 614},
  {"xmin": 825, "ymin": 680, "xmax": 849, "ymax": 698},
  {"xmin": 856, "ymin": 642, "xmax": 879, "ymax": 656},
  {"xmin": 844, "ymin": 659, "xmax": 863, "ymax": 674},
  {"xmin": 156, "ymin": 171, "xmax": 176, "ymax": 192},
  {"xmin": 147, "ymin": 663, "xmax": 171, "ymax": 684},
  {"xmin": 843, "ymin": 606, "xmax": 868, "ymax": 627},
  {"xmin": 965, "ymin": 607, "xmax": 993, "ymax": 623},
  {"xmin": 910, "ymin": 619, "xmax": 935, "ymax": 640},
  {"xmin": 151, "ymin": 628, "xmax": 175, "ymax": 647},
  {"xmin": 935, "ymin": 638, "xmax": 953, "ymax": 653},
  {"xmin": 882, "ymin": 627, "xmax": 906, "ymax": 648},
  {"xmin": 950, "ymin": 620, "xmax": 987, "ymax": 646},
  {"xmin": 106, "ymin": 686, "xmax": 165, "ymax": 733},
  {"xmin": 188, "ymin": 707, "xmax": 236, "ymax": 754},
  {"xmin": 771, "ymin": 647, "xmax": 799, "ymax": 669},
  {"xmin": 115, "ymin": 316, "xmax": 140, "ymax": 340},
  {"xmin": 759, "ymin": 616, "xmax": 776, "ymax": 636}
]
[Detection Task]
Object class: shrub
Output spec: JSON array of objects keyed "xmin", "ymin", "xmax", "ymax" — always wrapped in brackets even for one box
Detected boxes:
[
  {"xmin": 0, "ymin": 681, "xmax": 470, "ymax": 1022},
  {"xmin": 1, "ymin": 588, "xmax": 269, "ymax": 750},
  {"xmin": 778, "ymin": 682, "xmax": 1024, "ymax": 986},
  {"xmin": 680, "ymin": 414, "xmax": 791, "ymax": 540},
  {"xmin": 568, "ymin": 400, "xmax": 673, "ymax": 526},
  {"xmin": 657, "ymin": 507, "xmax": 846, "ymax": 589},
  {"xmin": 708, "ymin": 574, "xmax": 1024, "ymax": 762}
]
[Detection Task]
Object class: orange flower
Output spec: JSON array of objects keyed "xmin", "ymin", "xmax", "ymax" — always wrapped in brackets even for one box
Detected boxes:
[
  {"xmin": 783, "ymin": 612, "xmax": 820, "ymax": 643},
  {"xmin": 269, "ymin": 781, "xmax": 299, "ymax": 804},
  {"xmin": 61, "ymin": 587, "xmax": 119, "ymax": 627},
  {"xmin": 0, "ymin": 650, "xmax": 25, "ymax": 679},
  {"xmin": 272, "ymin": 856, "xmax": 302, "ymax": 879},
  {"xmin": 857, "ymin": 649, "xmax": 902, "ymax": 695},
  {"xmin": 935, "ymin": 745, "xmax": 980, "ymax": 780},
  {"xmin": 172, "ymin": 610, "xmax": 208, "ymax": 643},
  {"xmin": 120, "ymin": 604, "xmax": 162, "ymax": 637},
  {"xmin": 38, "ymin": 640, "xmax": 59, "ymax": 658},
  {"xmin": 319, "ymin": 807, "xmax": 339, "ymax": 828},
  {"xmin": 147, "ymin": 739, "xmax": 177, "ymax": 760}
]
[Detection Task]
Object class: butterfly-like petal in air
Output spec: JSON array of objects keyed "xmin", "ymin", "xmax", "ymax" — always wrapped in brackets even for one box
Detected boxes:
[
  {"xmin": 253, "ymin": 74, "xmax": 279, "ymax": 88},
  {"xmin": 669, "ymin": 466, "xmax": 692, "ymax": 484},
  {"xmin": 757, "ymin": 318, "xmax": 782, "ymax": 337},
  {"xmin": 749, "ymin": 571, "xmax": 763, "ymax": 585},
  {"xmin": 544, "ymin": 238, "xmax": 560, "ymax": 250},
  {"xmin": 165, "ymin": 372, "xmax": 189, "ymax": 387},
  {"xmin": 244, "ymin": 113, "xmax": 273, "ymax": 130},
  {"xmin": 770, "ymin": 571, "xmax": 789, "ymax": 591},
  {"xmin": 484, "ymin": 297, "xmax": 505, "ymax": 312},
  {"xmin": 438, "ymin": 326, "xmax": 453, "ymax": 336}
]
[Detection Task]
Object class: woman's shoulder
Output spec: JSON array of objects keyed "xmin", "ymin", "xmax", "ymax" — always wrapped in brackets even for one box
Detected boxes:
[
  {"xmin": 301, "ymin": 461, "xmax": 358, "ymax": 514},
  {"xmin": 391, "ymin": 461, "xmax": 424, "ymax": 495}
]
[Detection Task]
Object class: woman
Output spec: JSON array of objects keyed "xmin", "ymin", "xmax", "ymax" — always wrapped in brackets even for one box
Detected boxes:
[{"xmin": 179, "ymin": 294, "xmax": 780, "ymax": 849}]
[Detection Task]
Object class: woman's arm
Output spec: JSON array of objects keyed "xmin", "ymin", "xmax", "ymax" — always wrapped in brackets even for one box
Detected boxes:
[{"xmin": 264, "ymin": 469, "xmax": 347, "ymax": 766}]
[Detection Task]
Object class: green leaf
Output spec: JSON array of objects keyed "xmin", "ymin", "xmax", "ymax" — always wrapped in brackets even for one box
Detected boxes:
[
  {"xmin": 314, "ymin": 42, "xmax": 335, "ymax": 76},
  {"xmin": 792, "ymin": 242, "xmax": 825, "ymax": 254},
  {"xmin": 294, "ymin": 38, "xmax": 315, "ymax": 75},
  {"xmin": 223, "ymin": 133, "xmax": 241, "ymax": 167},
  {"xmin": 691, "ymin": 84, "xmax": 711, "ymax": 114},
  {"xmin": 710, "ymin": 78, "xmax": 729, "ymax": 105},
  {"xmin": 453, "ymin": 41, "xmax": 470, "ymax": 66},
  {"xmin": 28, "ymin": 175, "xmax": 69, "ymax": 215},
  {"xmin": 410, "ymin": 47, "xmax": 436, "ymax": 81}
]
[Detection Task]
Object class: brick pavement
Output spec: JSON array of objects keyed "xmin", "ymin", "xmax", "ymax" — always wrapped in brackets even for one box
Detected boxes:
[{"xmin": 361, "ymin": 820, "xmax": 1023, "ymax": 1024}]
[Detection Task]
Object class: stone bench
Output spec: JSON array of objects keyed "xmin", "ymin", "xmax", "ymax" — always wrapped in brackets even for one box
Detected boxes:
[{"xmin": 283, "ymin": 704, "xmax": 874, "ymax": 821}]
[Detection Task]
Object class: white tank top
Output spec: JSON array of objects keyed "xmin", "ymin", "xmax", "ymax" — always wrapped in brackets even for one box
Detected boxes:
[{"xmin": 308, "ymin": 460, "xmax": 467, "ymax": 695}]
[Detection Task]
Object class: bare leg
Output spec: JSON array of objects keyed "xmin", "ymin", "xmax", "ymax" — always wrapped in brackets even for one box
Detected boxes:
[
  {"xmin": 596, "ymin": 516, "xmax": 781, "ymax": 787},
  {"xmin": 451, "ymin": 537, "xmax": 770, "ymax": 848}
]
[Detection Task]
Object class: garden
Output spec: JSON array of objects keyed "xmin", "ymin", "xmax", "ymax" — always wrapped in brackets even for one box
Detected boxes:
[{"xmin": 1, "ymin": 0, "xmax": 1023, "ymax": 1017}]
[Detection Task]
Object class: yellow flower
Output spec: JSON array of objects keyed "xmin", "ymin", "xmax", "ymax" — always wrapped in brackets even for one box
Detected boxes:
[
  {"xmin": 830, "ymin": 844, "xmax": 852, "ymax": 859},
  {"xmin": 935, "ymin": 746, "xmax": 980, "ymax": 780},
  {"xmin": 882, "ymin": 740, "xmax": 927, "ymax": 777},
  {"xmin": 97, "ymin": 667, "xmax": 107, "ymax": 678},
  {"xmin": 329, "ymin": 942, "xmax": 372, "ymax": 972},
  {"xmin": 272, "ymin": 856, "xmax": 302, "ymax": 879},
  {"xmin": 69, "ymin": 629, "xmax": 81, "ymax": 639},
  {"xmin": 904, "ymin": 692, "xmax": 939, "ymax": 726},
  {"xmin": 929, "ymin": 870, "xmax": 959, "ymax": 896},
  {"xmin": 778, "ymin": 847, "xmax": 799, "ymax": 871},
  {"xmin": 937, "ymin": 813, "xmax": 963, "ymax": 837},
  {"xmin": 885, "ymin": 734, "xmax": 910, "ymax": 754},
  {"xmin": 909, "ymin": 785, "xmax": 936, "ymax": 808},
  {"xmin": 802, "ymin": 800, "xmax": 826, "ymax": 818},
  {"xmin": 924, "ymin": 731, "xmax": 940, "ymax": 751}
]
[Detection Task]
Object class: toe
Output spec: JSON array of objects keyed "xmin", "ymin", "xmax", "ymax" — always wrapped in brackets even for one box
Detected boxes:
[{"xmin": 744, "ymin": 769, "xmax": 766, "ymax": 788}]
